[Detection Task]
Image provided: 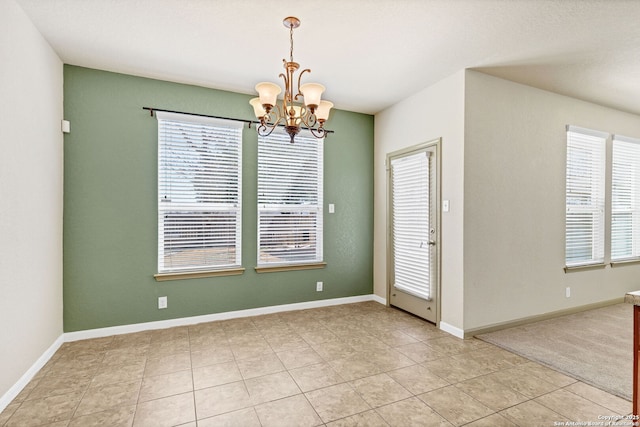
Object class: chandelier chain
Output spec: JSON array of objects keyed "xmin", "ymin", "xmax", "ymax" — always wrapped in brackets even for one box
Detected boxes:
[{"xmin": 289, "ymin": 23, "xmax": 294, "ymax": 63}]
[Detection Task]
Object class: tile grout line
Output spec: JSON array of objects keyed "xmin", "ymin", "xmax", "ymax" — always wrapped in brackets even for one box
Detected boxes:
[
  {"xmin": 187, "ymin": 325, "xmax": 198, "ymax": 426},
  {"xmin": 559, "ymin": 381, "xmax": 632, "ymax": 415}
]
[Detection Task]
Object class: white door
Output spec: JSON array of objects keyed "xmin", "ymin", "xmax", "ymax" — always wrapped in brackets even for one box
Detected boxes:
[{"xmin": 387, "ymin": 142, "xmax": 439, "ymax": 323}]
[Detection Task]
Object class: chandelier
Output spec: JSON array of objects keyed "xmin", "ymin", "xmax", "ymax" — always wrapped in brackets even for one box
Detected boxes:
[{"xmin": 250, "ymin": 16, "xmax": 333, "ymax": 143}]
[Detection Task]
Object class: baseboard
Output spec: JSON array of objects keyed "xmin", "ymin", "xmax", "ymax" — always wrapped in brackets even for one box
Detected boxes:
[
  {"xmin": 65, "ymin": 294, "xmax": 383, "ymax": 342},
  {"xmin": 0, "ymin": 334, "xmax": 64, "ymax": 413},
  {"xmin": 439, "ymin": 321, "xmax": 465, "ymax": 339},
  {"xmin": 371, "ymin": 294, "xmax": 387, "ymax": 305},
  {"xmin": 464, "ymin": 297, "xmax": 625, "ymax": 338}
]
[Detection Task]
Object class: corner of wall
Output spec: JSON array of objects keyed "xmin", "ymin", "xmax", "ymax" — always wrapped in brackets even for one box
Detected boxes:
[
  {"xmin": 0, "ymin": 0, "xmax": 64, "ymax": 405},
  {"xmin": 374, "ymin": 70, "xmax": 467, "ymax": 331}
]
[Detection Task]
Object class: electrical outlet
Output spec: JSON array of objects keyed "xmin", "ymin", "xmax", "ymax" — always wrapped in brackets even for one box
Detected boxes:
[
  {"xmin": 565, "ymin": 287, "xmax": 571, "ymax": 298},
  {"xmin": 158, "ymin": 296, "xmax": 168, "ymax": 309},
  {"xmin": 316, "ymin": 281, "xmax": 323, "ymax": 292}
]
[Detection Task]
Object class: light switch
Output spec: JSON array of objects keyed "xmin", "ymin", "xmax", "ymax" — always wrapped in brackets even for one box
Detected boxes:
[
  {"xmin": 443, "ymin": 200, "xmax": 450, "ymax": 212},
  {"xmin": 328, "ymin": 204, "xmax": 335, "ymax": 213}
]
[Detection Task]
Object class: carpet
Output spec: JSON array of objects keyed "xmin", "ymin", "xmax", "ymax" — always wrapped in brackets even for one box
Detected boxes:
[{"xmin": 477, "ymin": 303, "xmax": 632, "ymax": 400}]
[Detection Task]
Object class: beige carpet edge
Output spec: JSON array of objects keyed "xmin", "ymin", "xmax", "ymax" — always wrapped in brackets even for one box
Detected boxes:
[{"xmin": 476, "ymin": 303, "xmax": 632, "ymax": 402}]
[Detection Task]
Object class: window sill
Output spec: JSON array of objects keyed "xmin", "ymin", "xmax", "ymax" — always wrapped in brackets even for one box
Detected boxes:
[
  {"xmin": 564, "ymin": 263, "xmax": 606, "ymax": 273},
  {"xmin": 255, "ymin": 262, "xmax": 326, "ymax": 274},
  {"xmin": 610, "ymin": 258, "xmax": 640, "ymax": 267},
  {"xmin": 154, "ymin": 267, "xmax": 245, "ymax": 281}
]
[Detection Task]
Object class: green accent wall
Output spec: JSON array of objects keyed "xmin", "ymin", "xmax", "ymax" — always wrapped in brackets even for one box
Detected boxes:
[{"xmin": 63, "ymin": 65, "xmax": 374, "ymax": 332}]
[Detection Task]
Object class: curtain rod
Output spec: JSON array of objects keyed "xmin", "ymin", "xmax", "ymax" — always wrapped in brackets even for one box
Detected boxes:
[
  {"xmin": 143, "ymin": 107, "xmax": 256, "ymax": 126},
  {"xmin": 142, "ymin": 107, "xmax": 334, "ymax": 134}
]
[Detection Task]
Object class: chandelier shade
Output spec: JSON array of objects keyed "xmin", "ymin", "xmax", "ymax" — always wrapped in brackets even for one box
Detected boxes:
[
  {"xmin": 255, "ymin": 82, "xmax": 281, "ymax": 108},
  {"xmin": 316, "ymin": 100, "xmax": 334, "ymax": 122},
  {"xmin": 299, "ymin": 83, "xmax": 325, "ymax": 110},
  {"xmin": 250, "ymin": 16, "xmax": 333, "ymax": 143},
  {"xmin": 249, "ymin": 97, "xmax": 267, "ymax": 117}
]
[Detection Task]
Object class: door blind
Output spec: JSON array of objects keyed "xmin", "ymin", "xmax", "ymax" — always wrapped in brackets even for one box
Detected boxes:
[
  {"xmin": 612, "ymin": 135, "xmax": 640, "ymax": 261},
  {"xmin": 565, "ymin": 126, "xmax": 606, "ymax": 266},
  {"xmin": 258, "ymin": 130, "xmax": 323, "ymax": 265},
  {"xmin": 391, "ymin": 151, "xmax": 431, "ymax": 300},
  {"xmin": 157, "ymin": 111, "xmax": 243, "ymax": 273}
]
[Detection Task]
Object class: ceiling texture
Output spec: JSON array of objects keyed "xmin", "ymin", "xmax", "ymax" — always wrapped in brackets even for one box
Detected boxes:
[{"xmin": 14, "ymin": 0, "xmax": 640, "ymax": 116}]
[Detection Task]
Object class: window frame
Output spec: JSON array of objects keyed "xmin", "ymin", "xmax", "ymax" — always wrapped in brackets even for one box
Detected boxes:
[
  {"xmin": 154, "ymin": 111, "xmax": 244, "ymax": 281},
  {"xmin": 565, "ymin": 126, "xmax": 607, "ymax": 269},
  {"xmin": 256, "ymin": 128, "xmax": 324, "ymax": 272},
  {"xmin": 611, "ymin": 134, "xmax": 640, "ymax": 263}
]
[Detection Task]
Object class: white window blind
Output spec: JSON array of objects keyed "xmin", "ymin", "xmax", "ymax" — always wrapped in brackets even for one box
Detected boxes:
[
  {"xmin": 257, "ymin": 130, "xmax": 323, "ymax": 266},
  {"xmin": 565, "ymin": 126, "xmax": 607, "ymax": 266},
  {"xmin": 612, "ymin": 135, "xmax": 640, "ymax": 261},
  {"xmin": 157, "ymin": 111, "xmax": 242, "ymax": 273},
  {"xmin": 391, "ymin": 151, "xmax": 431, "ymax": 300}
]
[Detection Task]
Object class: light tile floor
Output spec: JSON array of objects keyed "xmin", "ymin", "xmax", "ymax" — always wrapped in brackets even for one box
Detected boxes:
[{"xmin": 0, "ymin": 302, "xmax": 632, "ymax": 426}]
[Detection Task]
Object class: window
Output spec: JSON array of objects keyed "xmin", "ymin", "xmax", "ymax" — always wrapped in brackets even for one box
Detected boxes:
[
  {"xmin": 257, "ymin": 130, "xmax": 323, "ymax": 267},
  {"xmin": 612, "ymin": 135, "xmax": 640, "ymax": 261},
  {"xmin": 565, "ymin": 126, "xmax": 606, "ymax": 267},
  {"xmin": 156, "ymin": 111, "xmax": 242, "ymax": 276}
]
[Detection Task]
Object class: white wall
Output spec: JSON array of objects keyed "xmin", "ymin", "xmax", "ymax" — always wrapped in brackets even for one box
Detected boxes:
[
  {"xmin": 0, "ymin": 0, "xmax": 64, "ymax": 407},
  {"xmin": 463, "ymin": 70, "xmax": 640, "ymax": 331},
  {"xmin": 374, "ymin": 70, "xmax": 466, "ymax": 330}
]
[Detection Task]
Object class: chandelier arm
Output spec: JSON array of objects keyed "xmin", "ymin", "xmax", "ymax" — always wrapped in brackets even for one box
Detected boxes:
[
  {"xmin": 259, "ymin": 106, "xmax": 272, "ymax": 124},
  {"xmin": 258, "ymin": 104, "xmax": 285, "ymax": 137},
  {"xmin": 298, "ymin": 105, "xmax": 308, "ymax": 120},
  {"xmin": 278, "ymin": 72, "xmax": 289, "ymax": 102},
  {"xmin": 295, "ymin": 69, "xmax": 312, "ymax": 101},
  {"xmin": 308, "ymin": 126, "xmax": 327, "ymax": 139},
  {"xmin": 268, "ymin": 104, "xmax": 286, "ymax": 125},
  {"xmin": 257, "ymin": 122, "xmax": 279, "ymax": 137},
  {"xmin": 298, "ymin": 111, "xmax": 317, "ymax": 131},
  {"xmin": 305, "ymin": 111, "xmax": 318, "ymax": 128},
  {"xmin": 257, "ymin": 110, "xmax": 286, "ymax": 137}
]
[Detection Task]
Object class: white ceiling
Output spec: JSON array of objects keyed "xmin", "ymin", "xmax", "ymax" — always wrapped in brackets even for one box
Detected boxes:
[{"xmin": 14, "ymin": 0, "xmax": 640, "ymax": 116}]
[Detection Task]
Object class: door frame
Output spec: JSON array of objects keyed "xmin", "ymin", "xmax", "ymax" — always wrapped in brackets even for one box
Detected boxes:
[{"xmin": 386, "ymin": 138, "xmax": 442, "ymax": 326}]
